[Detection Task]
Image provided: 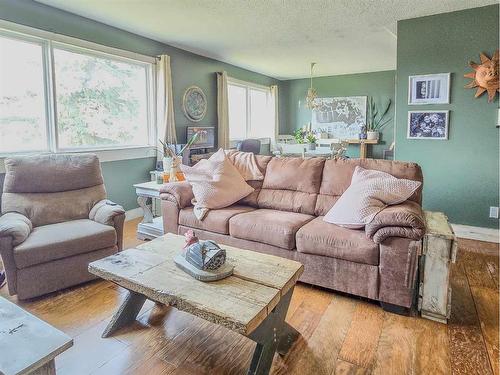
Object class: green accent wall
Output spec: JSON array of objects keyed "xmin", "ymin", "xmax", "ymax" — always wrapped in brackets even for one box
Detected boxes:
[
  {"xmin": 284, "ymin": 70, "xmax": 396, "ymax": 159},
  {"xmin": 395, "ymin": 5, "xmax": 499, "ymax": 228},
  {"xmin": 0, "ymin": 0, "xmax": 282, "ymax": 210}
]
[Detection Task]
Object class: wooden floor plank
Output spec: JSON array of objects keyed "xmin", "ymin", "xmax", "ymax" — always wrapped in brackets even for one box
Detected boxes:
[
  {"xmin": 338, "ymin": 301, "xmax": 385, "ymax": 368},
  {"xmin": 277, "ymin": 294, "xmax": 357, "ymax": 375},
  {"xmin": 271, "ymin": 297, "xmax": 330, "ymax": 375},
  {"xmin": 334, "ymin": 359, "xmax": 372, "ymax": 375},
  {"xmin": 448, "ymin": 262, "xmax": 493, "ymax": 375},
  {"xmin": 372, "ymin": 310, "xmax": 450, "ymax": 375},
  {"xmin": 470, "ymin": 286, "xmax": 499, "ymax": 375},
  {"xmin": 55, "ymin": 319, "xmax": 129, "ymax": 375}
]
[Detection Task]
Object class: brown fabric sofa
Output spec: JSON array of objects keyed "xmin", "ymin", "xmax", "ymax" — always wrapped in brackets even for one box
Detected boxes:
[
  {"xmin": 160, "ymin": 156, "xmax": 425, "ymax": 310},
  {"xmin": 0, "ymin": 154, "xmax": 125, "ymax": 299}
]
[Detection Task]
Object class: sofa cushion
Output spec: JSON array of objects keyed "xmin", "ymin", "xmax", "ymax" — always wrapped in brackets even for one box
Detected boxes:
[
  {"xmin": 237, "ymin": 154, "xmax": 273, "ymax": 207},
  {"xmin": 14, "ymin": 219, "xmax": 117, "ymax": 268},
  {"xmin": 179, "ymin": 205, "xmax": 255, "ymax": 235},
  {"xmin": 315, "ymin": 158, "xmax": 423, "ymax": 216},
  {"xmin": 296, "ymin": 217, "xmax": 380, "ymax": 266},
  {"xmin": 258, "ymin": 157, "xmax": 325, "ymax": 215},
  {"xmin": 229, "ymin": 209, "xmax": 314, "ymax": 250},
  {"xmin": 225, "ymin": 150, "xmax": 264, "ymax": 181},
  {"xmin": 262, "ymin": 157, "xmax": 325, "ymax": 193}
]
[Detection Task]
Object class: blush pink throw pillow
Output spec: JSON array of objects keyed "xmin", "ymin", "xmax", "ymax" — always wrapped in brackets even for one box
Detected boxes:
[
  {"xmin": 180, "ymin": 149, "xmax": 254, "ymax": 219},
  {"xmin": 323, "ymin": 166, "xmax": 421, "ymax": 228}
]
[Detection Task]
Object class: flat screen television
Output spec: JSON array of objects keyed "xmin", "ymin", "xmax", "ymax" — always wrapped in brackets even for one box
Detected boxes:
[{"xmin": 186, "ymin": 126, "xmax": 215, "ymax": 149}]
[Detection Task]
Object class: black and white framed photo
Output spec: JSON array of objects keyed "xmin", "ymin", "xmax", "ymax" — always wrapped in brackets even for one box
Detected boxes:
[
  {"xmin": 408, "ymin": 73, "xmax": 450, "ymax": 105},
  {"xmin": 407, "ymin": 111, "xmax": 449, "ymax": 140}
]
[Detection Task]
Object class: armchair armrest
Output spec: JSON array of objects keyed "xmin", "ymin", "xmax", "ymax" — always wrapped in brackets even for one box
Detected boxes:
[
  {"xmin": 160, "ymin": 181, "xmax": 194, "ymax": 208},
  {"xmin": 0, "ymin": 212, "xmax": 32, "ymax": 246},
  {"xmin": 89, "ymin": 200, "xmax": 125, "ymax": 226},
  {"xmin": 365, "ymin": 201, "xmax": 425, "ymax": 244}
]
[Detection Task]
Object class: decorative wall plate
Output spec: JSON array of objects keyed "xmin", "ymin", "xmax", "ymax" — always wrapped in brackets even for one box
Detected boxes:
[
  {"xmin": 182, "ymin": 86, "xmax": 207, "ymax": 122},
  {"xmin": 464, "ymin": 50, "xmax": 499, "ymax": 103}
]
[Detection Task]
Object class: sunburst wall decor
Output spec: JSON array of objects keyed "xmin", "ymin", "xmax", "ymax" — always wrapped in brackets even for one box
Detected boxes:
[{"xmin": 464, "ymin": 50, "xmax": 499, "ymax": 103}]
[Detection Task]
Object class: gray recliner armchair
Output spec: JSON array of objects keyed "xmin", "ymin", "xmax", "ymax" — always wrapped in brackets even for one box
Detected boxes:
[{"xmin": 0, "ymin": 154, "xmax": 125, "ymax": 299}]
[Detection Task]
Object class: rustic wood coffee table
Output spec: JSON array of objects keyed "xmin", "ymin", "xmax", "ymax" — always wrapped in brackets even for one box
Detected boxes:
[{"xmin": 89, "ymin": 233, "xmax": 303, "ymax": 375}]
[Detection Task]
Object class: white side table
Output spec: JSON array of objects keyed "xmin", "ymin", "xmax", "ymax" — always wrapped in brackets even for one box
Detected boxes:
[{"xmin": 133, "ymin": 181, "xmax": 165, "ymax": 240}]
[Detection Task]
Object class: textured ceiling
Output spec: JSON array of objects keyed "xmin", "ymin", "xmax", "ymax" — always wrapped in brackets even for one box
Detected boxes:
[{"xmin": 36, "ymin": 0, "xmax": 496, "ymax": 80}]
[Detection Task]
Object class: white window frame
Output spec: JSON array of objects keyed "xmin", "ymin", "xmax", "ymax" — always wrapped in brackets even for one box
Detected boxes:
[
  {"xmin": 227, "ymin": 77, "xmax": 272, "ymax": 146},
  {"xmin": 0, "ymin": 20, "xmax": 157, "ymax": 169}
]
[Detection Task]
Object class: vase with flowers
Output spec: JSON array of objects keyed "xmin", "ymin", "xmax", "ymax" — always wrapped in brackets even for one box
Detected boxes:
[
  {"xmin": 158, "ymin": 131, "xmax": 203, "ymax": 182},
  {"xmin": 366, "ymin": 97, "xmax": 392, "ymax": 140}
]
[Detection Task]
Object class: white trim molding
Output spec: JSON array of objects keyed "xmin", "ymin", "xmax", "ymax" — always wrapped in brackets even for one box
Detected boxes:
[{"xmin": 451, "ymin": 223, "xmax": 500, "ymax": 244}]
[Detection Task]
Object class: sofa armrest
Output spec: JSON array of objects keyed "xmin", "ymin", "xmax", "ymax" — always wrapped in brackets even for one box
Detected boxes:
[
  {"xmin": 89, "ymin": 199, "xmax": 125, "ymax": 226},
  {"xmin": 160, "ymin": 181, "xmax": 194, "ymax": 208},
  {"xmin": 365, "ymin": 201, "xmax": 425, "ymax": 244},
  {"xmin": 0, "ymin": 212, "xmax": 32, "ymax": 246}
]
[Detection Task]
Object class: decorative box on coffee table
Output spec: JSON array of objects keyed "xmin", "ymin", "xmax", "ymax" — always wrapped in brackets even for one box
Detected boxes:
[{"xmin": 418, "ymin": 211, "xmax": 457, "ymax": 324}]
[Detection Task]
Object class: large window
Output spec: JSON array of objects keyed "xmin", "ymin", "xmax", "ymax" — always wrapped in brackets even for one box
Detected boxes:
[
  {"xmin": 228, "ymin": 78, "xmax": 276, "ymax": 143},
  {"xmin": 0, "ymin": 28, "xmax": 154, "ymax": 155}
]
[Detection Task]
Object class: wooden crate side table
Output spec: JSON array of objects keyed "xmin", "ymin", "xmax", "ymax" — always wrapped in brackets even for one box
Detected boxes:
[{"xmin": 418, "ymin": 211, "xmax": 457, "ymax": 323}]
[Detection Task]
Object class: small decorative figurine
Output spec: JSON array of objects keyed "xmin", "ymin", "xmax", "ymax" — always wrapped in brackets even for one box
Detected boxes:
[{"xmin": 174, "ymin": 231, "xmax": 234, "ymax": 281}]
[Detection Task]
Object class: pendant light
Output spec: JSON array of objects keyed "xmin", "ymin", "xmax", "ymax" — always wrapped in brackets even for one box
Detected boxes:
[{"xmin": 306, "ymin": 62, "xmax": 318, "ymax": 110}]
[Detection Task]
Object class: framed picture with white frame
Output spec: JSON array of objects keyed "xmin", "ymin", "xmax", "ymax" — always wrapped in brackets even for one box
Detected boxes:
[
  {"xmin": 407, "ymin": 111, "xmax": 449, "ymax": 140},
  {"xmin": 408, "ymin": 73, "xmax": 450, "ymax": 105}
]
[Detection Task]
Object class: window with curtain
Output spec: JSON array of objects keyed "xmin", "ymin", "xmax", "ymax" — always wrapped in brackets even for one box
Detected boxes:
[
  {"xmin": 227, "ymin": 78, "xmax": 276, "ymax": 142},
  {"xmin": 0, "ymin": 29, "xmax": 154, "ymax": 155}
]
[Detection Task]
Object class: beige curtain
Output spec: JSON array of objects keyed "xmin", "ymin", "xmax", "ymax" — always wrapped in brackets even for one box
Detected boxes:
[
  {"xmin": 217, "ymin": 71, "xmax": 230, "ymax": 150},
  {"xmin": 156, "ymin": 55, "xmax": 177, "ymax": 160},
  {"xmin": 270, "ymin": 85, "xmax": 279, "ymax": 149}
]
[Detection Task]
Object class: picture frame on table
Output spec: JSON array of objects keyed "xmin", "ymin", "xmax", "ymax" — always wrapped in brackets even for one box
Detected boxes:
[
  {"xmin": 407, "ymin": 110, "xmax": 449, "ymax": 140},
  {"xmin": 408, "ymin": 73, "xmax": 450, "ymax": 105}
]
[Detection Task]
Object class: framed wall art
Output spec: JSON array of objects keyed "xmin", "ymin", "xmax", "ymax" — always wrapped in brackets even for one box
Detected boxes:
[
  {"xmin": 408, "ymin": 73, "xmax": 450, "ymax": 105},
  {"xmin": 311, "ymin": 96, "xmax": 367, "ymax": 139},
  {"xmin": 407, "ymin": 110, "xmax": 449, "ymax": 140}
]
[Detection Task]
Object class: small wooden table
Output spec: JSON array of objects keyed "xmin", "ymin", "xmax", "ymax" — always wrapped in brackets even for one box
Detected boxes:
[
  {"xmin": 0, "ymin": 297, "xmax": 73, "ymax": 375},
  {"xmin": 89, "ymin": 233, "xmax": 304, "ymax": 375},
  {"xmin": 133, "ymin": 181, "xmax": 165, "ymax": 240}
]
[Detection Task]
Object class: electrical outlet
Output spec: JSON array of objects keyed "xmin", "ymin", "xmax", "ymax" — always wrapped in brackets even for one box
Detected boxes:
[{"xmin": 489, "ymin": 206, "xmax": 499, "ymax": 219}]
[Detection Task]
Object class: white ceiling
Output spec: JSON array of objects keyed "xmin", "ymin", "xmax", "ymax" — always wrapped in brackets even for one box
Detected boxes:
[{"xmin": 36, "ymin": 0, "xmax": 496, "ymax": 80}]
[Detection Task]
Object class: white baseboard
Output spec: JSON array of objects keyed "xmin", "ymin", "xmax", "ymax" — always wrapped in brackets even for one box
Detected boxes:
[
  {"xmin": 125, "ymin": 207, "xmax": 143, "ymax": 221},
  {"xmin": 451, "ymin": 223, "xmax": 499, "ymax": 244}
]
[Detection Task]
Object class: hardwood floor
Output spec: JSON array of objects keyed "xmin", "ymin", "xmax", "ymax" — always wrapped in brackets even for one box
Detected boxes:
[{"xmin": 1, "ymin": 218, "xmax": 498, "ymax": 375}]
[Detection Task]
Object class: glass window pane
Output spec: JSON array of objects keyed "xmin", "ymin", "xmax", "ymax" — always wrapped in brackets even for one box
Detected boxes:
[
  {"xmin": 0, "ymin": 36, "xmax": 48, "ymax": 153},
  {"xmin": 53, "ymin": 48, "xmax": 149, "ymax": 149},
  {"xmin": 228, "ymin": 84, "xmax": 247, "ymax": 140},
  {"xmin": 249, "ymin": 89, "xmax": 271, "ymax": 139}
]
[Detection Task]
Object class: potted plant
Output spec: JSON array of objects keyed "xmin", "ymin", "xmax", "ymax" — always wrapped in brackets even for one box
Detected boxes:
[
  {"xmin": 366, "ymin": 97, "xmax": 392, "ymax": 140},
  {"xmin": 305, "ymin": 131, "xmax": 317, "ymax": 150},
  {"xmin": 293, "ymin": 128, "xmax": 305, "ymax": 144}
]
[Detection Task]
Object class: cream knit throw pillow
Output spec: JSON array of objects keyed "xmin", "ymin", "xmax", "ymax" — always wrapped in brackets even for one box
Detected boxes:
[
  {"xmin": 324, "ymin": 166, "xmax": 421, "ymax": 229},
  {"xmin": 181, "ymin": 148, "xmax": 254, "ymax": 220}
]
